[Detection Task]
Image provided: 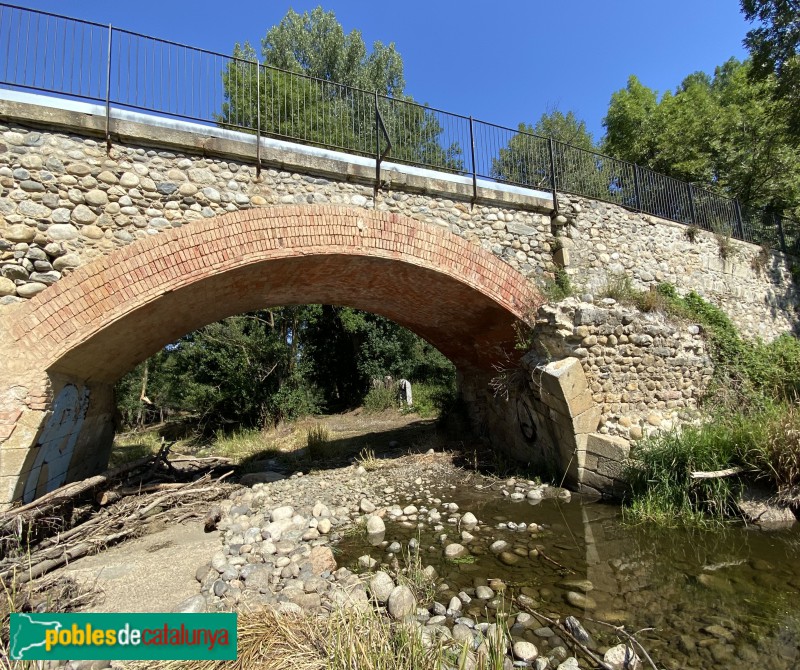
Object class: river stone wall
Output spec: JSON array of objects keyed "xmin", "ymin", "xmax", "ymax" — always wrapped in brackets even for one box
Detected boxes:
[
  {"xmin": 555, "ymin": 195, "xmax": 799, "ymax": 341},
  {"xmin": 463, "ymin": 297, "xmax": 714, "ymax": 496},
  {"xmin": 0, "ymin": 120, "xmax": 555, "ymax": 304}
]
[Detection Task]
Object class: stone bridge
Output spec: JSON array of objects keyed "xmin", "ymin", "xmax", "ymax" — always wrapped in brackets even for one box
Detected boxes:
[{"xmin": 0, "ymin": 91, "xmax": 797, "ymax": 507}]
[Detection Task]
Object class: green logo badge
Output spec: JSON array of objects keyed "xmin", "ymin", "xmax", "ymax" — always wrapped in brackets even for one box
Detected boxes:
[{"xmin": 10, "ymin": 613, "xmax": 237, "ymax": 660}]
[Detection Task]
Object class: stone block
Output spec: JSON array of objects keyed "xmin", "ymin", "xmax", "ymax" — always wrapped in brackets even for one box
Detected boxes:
[
  {"xmin": 572, "ymin": 405, "xmax": 601, "ymax": 434},
  {"xmin": 577, "ymin": 467, "xmax": 615, "ymax": 492},
  {"xmin": 539, "ymin": 357, "xmax": 589, "ymax": 403},
  {"xmin": 586, "ymin": 433, "xmax": 630, "ymax": 461}
]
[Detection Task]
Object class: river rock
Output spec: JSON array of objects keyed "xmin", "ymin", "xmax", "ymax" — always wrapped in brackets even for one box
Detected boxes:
[
  {"xmin": 360, "ymin": 498, "xmax": 376, "ymax": 513},
  {"xmin": 461, "ymin": 512, "xmax": 478, "ymax": 529},
  {"xmin": 444, "ymin": 543, "xmax": 468, "ymax": 559},
  {"xmin": 490, "ymin": 540, "xmax": 509, "ymax": 554},
  {"xmin": 564, "ymin": 616, "xmax": 590, "ymax": 643},
  {"xmin": 513, "ymin": 640, "xmax": 538, "ymax": 662},
  {"xmin": 0, "ymin": 277, "xmax": 15, "ymax": 296},
  {"xmin": 369, "ymin": 571, "xmax": 395, "ymax": 603},
  {"xmin": 603, "ymin": 644, "xmax": 642, "ymax": 670},
  {"xmin": 16, "ymin": 282, "xmax": 47, "ymax": 298},
  {"xmin": 565, "ymin": 591, "xmax": 597, "ymax": 610},
  {"xmin": 270, "ymin": 506, "xmax": 294, "ymax": 522},
  {"xmin": 4, "ymin": 224, "xmax": 36, "ymax": 243},
  {"xmin": 387, "ymin": 585, "xmax": 416, "ymax": 619},
  {"xmin": 366, "ymin": 515, "xmax": 385, "ymax": 534},
  {"xmin": 309, "ymin": 546, "xmax": 336, "ymax": 575}
]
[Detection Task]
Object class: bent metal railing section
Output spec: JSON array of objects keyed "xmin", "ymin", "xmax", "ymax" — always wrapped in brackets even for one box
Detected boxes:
[{"xmin": 0, "ymin": 3, "xmax": 797, "ymax": 255}]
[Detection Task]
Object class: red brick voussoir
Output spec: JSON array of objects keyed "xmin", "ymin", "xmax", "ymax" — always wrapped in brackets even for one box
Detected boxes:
[{"xmin": 8, "ymin": 205, "xmax": 538, "ymax": 380}]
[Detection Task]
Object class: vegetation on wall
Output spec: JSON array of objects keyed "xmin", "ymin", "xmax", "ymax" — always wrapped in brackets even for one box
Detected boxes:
[{"xmin": 621, "ymin": 283, "xmax": 800, "ymax": 526}]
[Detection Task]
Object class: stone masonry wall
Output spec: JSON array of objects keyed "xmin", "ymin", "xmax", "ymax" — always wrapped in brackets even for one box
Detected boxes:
[
  {"xmin": 0, "ymin": 120, "xmax": 554, "ymax": 303},
  {"xmin": 555, "ymin": 195, "xmax": 799, "ymax": 340},
  {"xmin": 464, "ymin": 297, "xmax": 714, "ymax": 496}
]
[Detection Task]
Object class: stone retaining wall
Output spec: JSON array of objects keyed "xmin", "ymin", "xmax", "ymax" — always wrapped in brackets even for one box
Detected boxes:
[
  {"xmin": 464, "ymin": 297, "xmax": 714, "ymax": 496},
  {"xmin": 555, "ymin": 195, "xmax": 799, "ymax": 340}
]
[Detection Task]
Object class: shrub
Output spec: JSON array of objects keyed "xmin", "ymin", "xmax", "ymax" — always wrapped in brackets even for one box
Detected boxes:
[
  {"xmin": 363, "ymin": 386, "xmax": 397, "ymax": 413},
  {"xmin": 306, "ymin": 424, "xmax": 330, "ymax": 458},
  {"xmin": 624, "ymin": 422, "xmax": 742, "ymax": 526},
  {"xmin": 541, "ymin": 268, "xmax": 574, "ymax": 301}
]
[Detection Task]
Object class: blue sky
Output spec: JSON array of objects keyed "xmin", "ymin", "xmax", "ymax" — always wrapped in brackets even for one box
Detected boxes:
[{"xmin": 9, "ymin": 1, "xmax": 751, "ymax": 141}]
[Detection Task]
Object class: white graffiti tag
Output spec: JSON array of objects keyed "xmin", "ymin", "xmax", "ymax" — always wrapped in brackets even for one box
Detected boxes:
[{"xmin": 23, "ymin": 384, "xmax": 90, "ymax": 503}]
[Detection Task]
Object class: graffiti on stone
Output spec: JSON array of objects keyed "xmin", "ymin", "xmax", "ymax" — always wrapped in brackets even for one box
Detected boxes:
[{"xmin": 22, "ymin": 384, "xmax": 90, "ymax": 503}]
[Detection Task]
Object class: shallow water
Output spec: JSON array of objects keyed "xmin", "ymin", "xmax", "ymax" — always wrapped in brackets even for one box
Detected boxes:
[{"xmin": 337, "ymin": 476, "xmax": 800, "ymax": 669}]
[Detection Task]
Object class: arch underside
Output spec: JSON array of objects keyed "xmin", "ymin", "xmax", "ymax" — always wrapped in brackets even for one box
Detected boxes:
[{"xmin": 50, "ymin": 253, "xmax": 522, "ymax": 381}]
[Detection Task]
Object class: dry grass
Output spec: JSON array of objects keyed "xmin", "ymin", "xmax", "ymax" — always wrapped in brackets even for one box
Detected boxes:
[{"xmin": 125, "ymin": 607, "xmax": 473, "ymax": 670}]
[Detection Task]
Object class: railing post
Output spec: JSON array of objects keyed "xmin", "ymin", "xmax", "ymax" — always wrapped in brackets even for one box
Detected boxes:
[
  {"xmin": 105, "ymin": 23, "xmax": 113, "ymax": 154},
  {"xmin": 255, "ymin": 62, "xmax": 261, "ymax": 178},
  {"xmin": 734, "ymin": 200, "xmax": 744, "ymax": 241},
  {"xmin": 775, "ymin": 212, "xmax": 787, "ymax": 254},
  {"xmin": 374, "ymin": 90, "xmax": 380, "ymax": 192},
  {"xmin": 547, "ymin": 137, "xmax": 559, "ymax": 216},
  {"xmin": 687, "ymin": 183, "xmax": 697, "ymax": 225},
  {"xmin": 469, "ymin": 116, "xmax": 477, "ymax": 205},
  {"xmin": 633, "ymin": 163, "xmax": 641, "ymax": 211}
]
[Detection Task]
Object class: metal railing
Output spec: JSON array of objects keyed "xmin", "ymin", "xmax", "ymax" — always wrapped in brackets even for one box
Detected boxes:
[{"xmin": 1, "ymin": 2, "xmax": 798, "ymax": 255}]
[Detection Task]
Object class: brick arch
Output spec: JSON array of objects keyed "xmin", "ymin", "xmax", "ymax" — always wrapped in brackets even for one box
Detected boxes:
[{"xmin": 10, "ymin": 205, "xmax": 536, "ymax": 381}]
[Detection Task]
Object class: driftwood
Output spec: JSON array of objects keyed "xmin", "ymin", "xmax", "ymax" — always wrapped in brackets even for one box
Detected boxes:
[
  {"xmin": 0, "ymin": 456, "xmax": 153, "ymax": 524},
  {"xmin": 587, "ymin": 618, "xmax": 659, "ymax": 670},
  {"xmin": 0, "ymin": 459, "xmax": 236, "ymax": 584},
  {"xmin": 514, "ymin": 599, "xmax": 613, "ymax": 670},
  {"xmin": 690, "ymin": 466, "xmax": 744, "ymax": 480}
]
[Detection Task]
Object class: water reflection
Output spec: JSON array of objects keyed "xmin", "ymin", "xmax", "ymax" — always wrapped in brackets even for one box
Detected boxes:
[{"xmin": 337, "ymin": 482, "xmax": 800, "ymax": 669}]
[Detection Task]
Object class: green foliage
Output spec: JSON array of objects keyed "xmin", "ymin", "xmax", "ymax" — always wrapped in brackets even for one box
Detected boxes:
[
  {"xmin": 602, "ymin": 60, "xmax": 800, "ymax": 218},
  {"xmin": 742, "ymin": 0, "xmax": 800, "ymax": 137},
  {"xmin": 623, "ymin": 287, "xmax": 800, "ymax": 524},
  {"xmin": 491, "ymin": 110, "xmax": 594, "ymax": 187},
  {"xmin": 218, "ymin": 8, "xmax": 461, "ymax": 172},
  {"xmin": 403, "ymin": 381, "xmax": 457, "ymax": 419},
  {"xmin": 624, "ymin": 423, "xmax": 742, "ymax": 527},
  {"xmin": 116, "ymin": 304, "xmax": 456, "ymax": 432},
  {"xmin": 540, "ymin": 268, "xmax": 575, "ymax": 301},
  {"xmin": 362, "ymin": 386, "xmax": 397, "ymax": 413}
]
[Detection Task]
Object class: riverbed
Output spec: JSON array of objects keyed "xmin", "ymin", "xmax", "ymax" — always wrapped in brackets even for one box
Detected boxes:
[{"xmin": 336, "ymin": 473, "xmax": 800, "ymax": 670}]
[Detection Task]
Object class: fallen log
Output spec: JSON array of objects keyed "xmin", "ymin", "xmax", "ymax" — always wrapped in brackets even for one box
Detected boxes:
[
  {"xmin": 690, "ymin": 466, "xmax": 744, "ymax": 480},
  {"xmin": 0, "ymin": 456, "xmax": 154, "ymax": 524},
  {"xmin": 97, "ymin": 482, "xmax": 189, "ymax": 506}
]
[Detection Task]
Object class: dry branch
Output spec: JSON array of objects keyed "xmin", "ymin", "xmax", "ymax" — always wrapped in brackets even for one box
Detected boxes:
[{"xmin": 690, "ymin": 466, "xmax": 744, "ymax": 480}]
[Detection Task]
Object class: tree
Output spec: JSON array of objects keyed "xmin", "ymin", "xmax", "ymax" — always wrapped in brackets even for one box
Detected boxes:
[
  {"xmin": 602, "ymin": 60, "xmax": 800, "ymax": 220},
  {"xmin": 218, "ymin": 7, "xmax": 461, "ymax": 171},
  {"xmin": 742, "ymin": 1, "xmax": 800, "ymax": 137},
  {"xmin": 116, "ymin": 305, "xmax": 455, "ymax": 431},
  {"xmin": 491, "ymin": 110, "xmax": 594, "ymax": 188}
]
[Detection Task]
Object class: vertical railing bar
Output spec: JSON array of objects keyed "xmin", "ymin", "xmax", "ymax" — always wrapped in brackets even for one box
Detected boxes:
[
  {"xmin": 22, "ymin": 8, "xmax": 29, "ymax": 84},
  {"xmin": 256, "ymin": 61, "xmax": 261, "ymax": 177},
  {"xmin": 105, "ymin": 23, "xmax": 112, "ymax": 152},
  {"xmin": 469, "ymin": 116, "xmax": 477, "ymax": 204},
  {"xmin": 547, "ymin": 137, "xmax": 559, "ymax": 215}
]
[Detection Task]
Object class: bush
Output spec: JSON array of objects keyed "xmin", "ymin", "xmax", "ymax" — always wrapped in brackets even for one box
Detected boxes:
[
  {"xmin": 307, "ymin": 424, "xmax": 331, "ymax": 458},
  {"xmin": 403, "ymin": 381, "xmax": 457, "ymax": 418},
  {"xmin": 363, "ymin": 386, "xmax": 397, "ymax": 413},
  {"xmin": 625, "ymin": 422, "xmax": 742, "ymax": 526}
]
